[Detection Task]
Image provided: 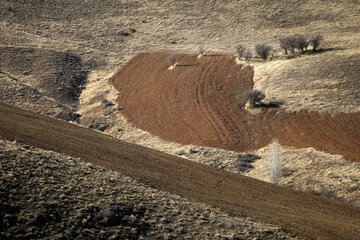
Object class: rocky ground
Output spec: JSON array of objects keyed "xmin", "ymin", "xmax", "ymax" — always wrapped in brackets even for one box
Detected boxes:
[{"xmin": 0, "ymin": 140, "xmax": 298, "ymax": 239}]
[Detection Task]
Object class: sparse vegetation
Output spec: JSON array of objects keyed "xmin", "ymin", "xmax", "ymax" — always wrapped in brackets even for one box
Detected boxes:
[
  {"xmin": 309, "ymin": 34, "xmax": 323, "ymax": 52},
  {"xmin": 244, "ymin": 50, "xmax": 252, "ymax": 61},
  {"xmin": 101, "ymin": 99, "xmax": 114, "ymax": 108},
  {"xmin": 236, "ymin": 45, "xmax": 246, "ymax": 59},
  {"xmin": 245, "ymin": 89, "xmax": 266, "ymax": 106},
  {"xmin": 198, "ymin": 43, "xmax": 205, "ymax": 56},
  {"xmin": 279, "ymin": 34, "xmax": 323, "ymax": 55},
  {"xmin": 269, "ymin": 139, "xmax": 281, "ymax": 184},
  {"xmin": 255, "ymin": 44, "xmax": 272, "ymax": 60},
  {"xmin": 168, "ymin": 55, "xmax": 176, "ymax": 67},
  {"xmin": 235, "ymin": 153, "xmax": 260, "ymax": 172},
  {"xmin": 279, "ymin": 38, "xmax": 289, "ymax": 55},
  {"xmin": 279, "ymin": 36, "xmax": 297, "ymax": 55},
  {"xmin": 294, "ymin": 34, "xmax": 308, "ymax": 53}
]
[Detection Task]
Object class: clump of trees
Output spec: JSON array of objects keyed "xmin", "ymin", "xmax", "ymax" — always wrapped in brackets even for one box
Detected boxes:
[{"xmin": 279, "ymin": 34, "xmax": 323, "ymax": 55}]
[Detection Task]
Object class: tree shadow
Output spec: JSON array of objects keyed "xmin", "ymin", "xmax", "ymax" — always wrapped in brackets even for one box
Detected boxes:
[
  {"xmin": 313, "ymin": 47, "xmax": 347, "ymax": 53},
  {"xmin": 258, "ymin": 101, "xmax": 284, "ymax": 108},
  {"xmin": 176, "ymin": 64, "xmax": 199, "ymax": 67},
  {"xmin": 204, "ymin": 54, "xmax": 225, "ymax": 57}
]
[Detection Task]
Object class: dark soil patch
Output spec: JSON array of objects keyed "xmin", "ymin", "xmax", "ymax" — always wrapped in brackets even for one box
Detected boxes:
[{"xmin": 0, "ymin": 46, "xmax": 89, "ymax": 106}]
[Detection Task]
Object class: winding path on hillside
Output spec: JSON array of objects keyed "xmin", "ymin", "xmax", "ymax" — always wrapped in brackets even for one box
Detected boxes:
[{"xmin": 110, "ymin": 52, "xmax": 360, "ymax": 162}]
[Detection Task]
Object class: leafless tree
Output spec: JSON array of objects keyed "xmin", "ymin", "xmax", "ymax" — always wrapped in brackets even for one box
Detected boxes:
[
  {"xmin": 255, "ymin": 44, "xmax": 272, "ymax": 60},
  {"xmin": 236, "ymin": 45, "xmax": 246, "ymax": 59},
  {"xmin": 245, "ymin": 89, "xmax": 265, "ymax": 106},
  {"xmin": 168, "ymin": 55, "xmax": 176, "ymax": 67},
  {"xmin": 198, "ymin": 43, "xmax": 205, "ymax": 56},
  {"xmin": 279, "ymin": 38, "xmax": 289, "ymax": 55},
  {"xmin": 309, "ymin": 34, "xmax": 323, "ymax": 52},
  {"xmin": 295, "ymin": 34, "xmax": 308, "ymax": 53},
  {"xmin": 244, "ymin": 49, "xmax": 252, "ymax": 61}
]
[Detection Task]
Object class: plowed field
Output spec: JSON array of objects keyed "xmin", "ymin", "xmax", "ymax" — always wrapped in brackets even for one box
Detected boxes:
[{"xmin": 110, "ymin": 52, "xmax": 360, "ymax": 162}]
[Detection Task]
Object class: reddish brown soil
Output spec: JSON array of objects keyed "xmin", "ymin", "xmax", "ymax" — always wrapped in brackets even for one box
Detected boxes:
[
  {"xmin": 1, "ymin": 103, "xmax": 360, "ymax": 239},
  {"xmin": 110, "ymin": 52, "xmax": 360, "ymax": 162}
]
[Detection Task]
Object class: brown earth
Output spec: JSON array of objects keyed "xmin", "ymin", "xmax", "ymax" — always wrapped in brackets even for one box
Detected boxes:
[
  {"xmin": 110, "ymin": 52, "xmax": 360, "ymax": 162},
  {"xmin": 1, "ymin": 102, "xmax": 360, "ymax": 239}
]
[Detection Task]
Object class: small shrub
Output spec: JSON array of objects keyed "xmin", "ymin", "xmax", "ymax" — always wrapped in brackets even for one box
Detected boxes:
[
  {"xmin": 189, "ymin": 148, "xmax": 199, "ymax": 154},
  {"xmin": 168, "ymin": 55, "xmax": 176, "ymax": 66},
  {"xmin": 244, "ymin": 49, "xmax": 252, "ymax": 61},
  {"xmin": 245, "ymin": 89, "xmax": 265, "ymax": 106},
  {"xmin": 255, "ymin": 44, "xmax": 272, "ymax": 60},
  {"xmin": 235, "ymin": 162, "xmax": 254, "ymax": 172},
  {"xmin": 101, "ymin": 99, "xmax": 114, "ymax": 108},
  {"xmin": 235, "ymin": 45, "xmax": 246, "ymax": 59},
  {"xmin": 309, "ymin": 34, "xmax": 323, "ymax": 52},
  {"xmin": 269, "ymin": 139, "xmax": 281, "ymax": 184}
]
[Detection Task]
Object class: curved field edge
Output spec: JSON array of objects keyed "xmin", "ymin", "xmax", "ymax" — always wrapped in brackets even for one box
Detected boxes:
[
  {"xmin": 1, "ymin": 103, "xmax": 360, "ymax": 240},
  {"xmin": 109, "ymin": 52, "xmax": 360, "ymax": 163}
]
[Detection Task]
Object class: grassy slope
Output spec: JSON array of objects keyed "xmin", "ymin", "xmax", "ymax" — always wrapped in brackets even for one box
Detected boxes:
[{"xmin": 1, "ymin": 103, "xmax": 360, "ymax": 240}]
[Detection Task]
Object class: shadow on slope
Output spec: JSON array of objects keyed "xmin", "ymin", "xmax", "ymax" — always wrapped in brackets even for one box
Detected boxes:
[{"xmin": 0, "ymin": 46, "xmax": 89, "ymax": 107}]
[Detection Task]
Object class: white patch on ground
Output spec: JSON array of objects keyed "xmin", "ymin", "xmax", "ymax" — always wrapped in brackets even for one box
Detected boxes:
[
  {"xmin": 245, "ymin": 144, "xmax": 360, "ymax": 205},
  {"xmin": 168, "ymin": 63, "xmax": 177, "ymax": 70},
  {"xmin": 235, "ymin": 57, "xmax": 244, "ymax": 65}
]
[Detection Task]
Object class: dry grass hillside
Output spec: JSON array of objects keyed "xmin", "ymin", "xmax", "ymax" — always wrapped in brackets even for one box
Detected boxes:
[{"xmin": 1, "ymin": 0, "xmax": 359, "ymax": 239}]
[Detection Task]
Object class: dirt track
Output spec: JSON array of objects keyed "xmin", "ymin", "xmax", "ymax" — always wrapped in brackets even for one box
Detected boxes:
[
  {"xmin": 1, "ymin": 103, "xmax": 360, "ymax": 239},
  {"xmin": 110, "ymin": 52, "xmax": 360, "ymax": 162}
]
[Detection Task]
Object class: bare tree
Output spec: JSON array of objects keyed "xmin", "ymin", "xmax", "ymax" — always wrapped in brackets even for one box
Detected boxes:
[
  {"xmin": 269, "ymin": 139, "xmax": 281, "ymax": 184},
  {"xmin": 168, "ymin": 55, "xmax": 176, "ymax": 67},
  {"xmin": 281, "ymin": 36, "xmax": 299, "ymax": 55},
  {"xmin": 309, "ymin": 34, "xmax": 323, "ymax": 52},
  {"xmin": 236, "ymin": 45, "xmax": 246, "ymax": 59},
  {"xmin": 286, "ymin": 36, "xmax": 297, "ymax": 55},
  {"xmin": 244, "ymin": 49, "xmax": 252, "ymax": 61},
  {"xmin": 255, "ymin": 44, "xmax": 272, "ymax": 60},
  {"xmin": 295, "ymin": 34, "xmax": 308, "ymax": 53},
  {"xmin": 245, "ymin": 89, "xmax": 265, "ymax": 106},
  {"xmin": 279, "ymin": 38, "xmax": 289, "ymax": 55},
  {"xmin": 280, "ymin": 35, "xmax": 310, "ymax": 55},
  {"xmin": 198, "ymin": 43, "xmax": 205, "ymax": 56}
]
